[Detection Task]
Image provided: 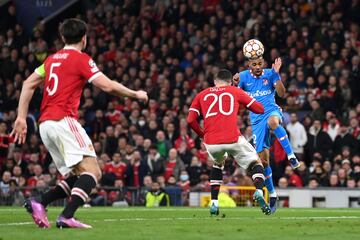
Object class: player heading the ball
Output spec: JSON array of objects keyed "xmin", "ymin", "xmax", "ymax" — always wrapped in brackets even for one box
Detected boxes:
[{"xmin": 233, "ymin": 39, "xmax": 300, "ymax": 214}]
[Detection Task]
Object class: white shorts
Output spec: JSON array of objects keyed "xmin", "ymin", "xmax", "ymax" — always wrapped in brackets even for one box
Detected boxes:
[
  {"xmin": 204, "ymin": 136, "xmax": 258, "ymax": 169},
  {"xmin": 39, "ymin": 117, "xmax": 96, "ymax": 176}
]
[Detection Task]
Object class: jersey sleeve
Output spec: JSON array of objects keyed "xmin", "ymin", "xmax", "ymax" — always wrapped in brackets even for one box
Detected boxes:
[
  {"xmin": 34, "ymin": 63, "xmax": 46, "ymax": 78},
  {"xmin": 189, "ymin": 94, "xmax": 201, "ymax": 116},
  {"xmin": 269, "ymin": 68, "xmax": 281, "ymax": 87},
  {"xmin": 78, "ymin": 53, "xmax": 102, "ymax": 83}
]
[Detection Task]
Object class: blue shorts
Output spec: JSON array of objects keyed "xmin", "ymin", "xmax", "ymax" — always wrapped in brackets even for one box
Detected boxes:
[{"xmin": 252, "ymin": 110, "xmax": 283, "ymax": 153}]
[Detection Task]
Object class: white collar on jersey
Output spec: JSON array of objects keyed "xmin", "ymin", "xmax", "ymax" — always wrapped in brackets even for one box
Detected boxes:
[
  {"xmin": 63, "ymin": 46, "xmax": 81, "ymax": 52},
  {"xmin": 250, "ymin": 69, "xmax": 265, "ymax": 78}
]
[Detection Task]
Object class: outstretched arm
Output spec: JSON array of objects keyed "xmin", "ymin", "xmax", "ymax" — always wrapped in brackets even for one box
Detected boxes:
[
  {"xmin": 91, "ymin": 73, "xmax": 148, "ymax": 102},
  {"xmin": 11, "ymin": 72, "xmax": 44, "ymax": 144},
  {"xmin": 272, "ymin": 58, "xmax": 285, "ymax": 98}
]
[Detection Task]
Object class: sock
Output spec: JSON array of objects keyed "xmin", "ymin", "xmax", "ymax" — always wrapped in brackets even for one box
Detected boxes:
[
  {"xmin": 264, "ymin": 166, "xmax": 277, "ymax": 197},
  {"xmin": 210, "ymin": 165, "xmax": 223, "ymax": 207},
  {"xmin": 273, "ymin": 125, "xmax": 295, "ymax": 160},
  {"xmin": 61, "ymin": 173, "xmax": 97, "ymax": 218},
  {"xmin": 251, "ymin": 164, "xmax": 265, "ymax": 190},
  {"xmin": 40, "ymin": 175, "xmax": 78, "ymax": 207}
]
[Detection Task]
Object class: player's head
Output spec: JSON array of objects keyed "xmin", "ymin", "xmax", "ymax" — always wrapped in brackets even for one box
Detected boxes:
[
  {"xmin": 214, "ymin": 69, "xmax": 232, "ymax": 86},
  {"xmin": 59, "ymin": 18, "xmax": 87, "ymax": 49},
  {"xmin": 248, "ymin": 57, "xmax": 264, "ymax": 77}
]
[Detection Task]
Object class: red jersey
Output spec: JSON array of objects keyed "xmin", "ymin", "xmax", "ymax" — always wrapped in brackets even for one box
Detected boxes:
[
  {"xmin": 188, "ymin": 86, "xmax": 264, "ymax": 144},
  {"xmin": 164, "ymin": 160, "xmax": 177, "ymax": 180},
  {"xmin": 36, "ymin": 47, "xmax": 101, "ymax": 122},
  {"xmin": 104, "ymin": 162, "xmax": 127, "ymax": 180}
]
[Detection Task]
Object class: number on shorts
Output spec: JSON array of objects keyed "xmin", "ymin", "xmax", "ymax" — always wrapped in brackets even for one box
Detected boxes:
[
  {"xmin": 47, "ymin": 62, "xmax": 61, "ymax": 96},
  {"xmin": 204, "ymin": 92, "xmax": 234, "ymax": 118},
  {"xmin": 253, "ymin": 134, "xmax": 257, "ymax": 145}
]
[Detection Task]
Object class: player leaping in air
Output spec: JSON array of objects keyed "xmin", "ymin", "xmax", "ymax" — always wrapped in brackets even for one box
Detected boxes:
[
  {"xmin": 11, "ymin": 18, "xmax": 148, "ymax": 229},
  {"xmin": 233, "ymin": 40, "xmax": 300, "ymax": 214},
  {"xmin": 187, "ymin": 69, "xmax": 271, "ymax": 216}
]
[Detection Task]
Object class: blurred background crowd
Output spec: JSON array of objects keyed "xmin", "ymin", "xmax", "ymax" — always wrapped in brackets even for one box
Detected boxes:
[{"xmin": 0, "ymin": 0, "xmax": 359, "ymax": 206}]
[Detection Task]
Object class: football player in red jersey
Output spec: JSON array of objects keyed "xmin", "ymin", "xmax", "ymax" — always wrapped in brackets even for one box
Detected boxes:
[
  {"xmin": 187, "ymin": 69, "xmax": 271, "ymax": 216},
  {"xmin": 11, "ymin": 18, "xmax": 148, "ymax": 229}
]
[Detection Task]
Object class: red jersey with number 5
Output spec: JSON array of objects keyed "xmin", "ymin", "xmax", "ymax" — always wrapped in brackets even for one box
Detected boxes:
[
  {"xmin": 189, "ymin": 86, "xmax": 264, "ymax": 144},
  {"xmin": 36, "ymin": 47, "xmax": 101, "ymax": 122}
]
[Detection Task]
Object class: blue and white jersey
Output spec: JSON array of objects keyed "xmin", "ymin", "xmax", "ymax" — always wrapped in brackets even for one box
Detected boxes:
[{"xmin": 238, "ymin": 68, "xmax": 281, "ymax": 125}]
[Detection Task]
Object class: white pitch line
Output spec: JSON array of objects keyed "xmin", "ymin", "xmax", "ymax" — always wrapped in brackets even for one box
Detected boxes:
[{"xmin": 1, "ymin": 216, "xmax": 359, "ymax": 227}]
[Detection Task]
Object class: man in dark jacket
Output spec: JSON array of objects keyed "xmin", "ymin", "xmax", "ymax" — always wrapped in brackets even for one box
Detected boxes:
[
  {"xmin": 125, "ymin": 150, "xmax": 149, "ymax": 187},
  {"xmin": 334, "ymin": 125, "xmax": 359, "ymax": 155},
  {"xmin": 306, "ymin": 119, "xmax": 333, "ymax": 163}
]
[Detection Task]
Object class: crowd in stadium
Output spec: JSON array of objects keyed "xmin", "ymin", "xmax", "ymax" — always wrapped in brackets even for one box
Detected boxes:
[{"xmin": 0, "ymin": 0, "xmax": 359, "ymax": 206}]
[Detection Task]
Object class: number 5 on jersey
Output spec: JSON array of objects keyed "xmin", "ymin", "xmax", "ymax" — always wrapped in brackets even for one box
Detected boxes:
[
  {"xmin": 204, "ymin": 92, "xmax": 234, "ymax": 118},
  {"xmin": 47, "ymin": 62, "xmax": 61, "ymax": 96}
]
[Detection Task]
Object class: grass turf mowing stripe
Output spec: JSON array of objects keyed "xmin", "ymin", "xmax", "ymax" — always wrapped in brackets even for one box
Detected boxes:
[{"xmin": 1, "ymin": 216, "xmax": 360, "ymax": 227}]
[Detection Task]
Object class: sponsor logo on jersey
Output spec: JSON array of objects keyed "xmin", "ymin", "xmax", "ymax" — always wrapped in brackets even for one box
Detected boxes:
[
  {"xmin": 246, "ymin": 90, "xmax": 272, "ymax": 97},
  {"xmin": 89, "ymin": 59, "xmax": 99, "ymax": 73}
]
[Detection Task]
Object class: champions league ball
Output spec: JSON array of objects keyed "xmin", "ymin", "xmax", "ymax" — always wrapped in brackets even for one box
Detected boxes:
[{"xmin": 243, "ymin": 39, "xmax": 264, "ymax": 60}]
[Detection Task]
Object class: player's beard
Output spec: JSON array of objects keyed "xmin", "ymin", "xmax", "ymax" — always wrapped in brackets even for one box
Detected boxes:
[{"xmin": 252, "ymin": 68, "xmax": 263, "ymax": 76}]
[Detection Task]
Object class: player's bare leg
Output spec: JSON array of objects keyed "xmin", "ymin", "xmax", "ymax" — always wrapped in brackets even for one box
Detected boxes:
[
  {"xmin": 24, "ymin": 175, "xmax": 79, "ymax": 228},
  {"xmin": 56, "ymin": 156, "xmax": 102, "ymax": 229},
  {"xmin": 259, "ymin": 149, "xmax": 277, "ymax": 213},
  {"xmin": 268, "ymin": 116, "xmax": 300, "ymax": 169},
  {"xmin": 247, "ymin": 160, "xmax": 271, "ymax": 215},
  {"xmin": 209, "ymin": 162, "xmax": 224, "ymax": 216}
]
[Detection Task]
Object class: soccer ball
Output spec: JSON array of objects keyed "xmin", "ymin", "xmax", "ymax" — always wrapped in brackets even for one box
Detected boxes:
[{"xmin": 243, "ymin": 39, "xmax": 264, "ymax": 60}]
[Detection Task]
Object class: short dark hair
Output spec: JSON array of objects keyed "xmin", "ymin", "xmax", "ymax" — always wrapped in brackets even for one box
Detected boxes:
[
  {"xmin": 59, "ymin": 18, "xmax": 87, "ymax": 44},
  {"xmin": 215, "ymin": 69, "xmax": 232, "ymax": 83}
]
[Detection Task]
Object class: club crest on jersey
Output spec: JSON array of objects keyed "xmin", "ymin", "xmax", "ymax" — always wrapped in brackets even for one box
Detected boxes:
[
  {"xmin": 89, "ymin": 59, "xmax": 99, "ymax": 73},
  {"xmin": 263, "ymin": 79, "xmax": 269, "ymax": 85}
]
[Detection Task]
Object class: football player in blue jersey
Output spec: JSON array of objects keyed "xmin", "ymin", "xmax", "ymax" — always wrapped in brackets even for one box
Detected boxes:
[{"xmin": 233, "ymin": 56, "xmax": 300, "ymax": 214}]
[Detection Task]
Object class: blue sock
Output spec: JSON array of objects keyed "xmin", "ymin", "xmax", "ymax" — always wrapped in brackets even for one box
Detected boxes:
[
  {"xmin": 264, "ymin": 166, "xmax": 276, "ymax": 196},
  {"xmin": 273, "ymin": 125, "xmax": 295, "ymax": 159}
]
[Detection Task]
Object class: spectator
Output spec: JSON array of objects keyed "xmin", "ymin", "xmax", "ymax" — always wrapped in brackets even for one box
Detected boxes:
[
  {"xmin": 104, "ymin": 152, "xmax": 127, "ymax": 182},
  {"xmin": 306, "ymin": 120, "xmax": 333, "ymax": 162},
  {"xmin": 338, "ymin": 168, "xmax": 348, "ymax": 187},
  {"xmin": 27, "ymin": 164, "xmax": 43, "ymax": 187},
  {"xmin": 329, "ymin": 174, "xmax": 340, "ymax": 187},
  {"xmin": 125, "ymin": 150, "xmax": 149, "ymax": 187},
  {"xmin": 155, "ymin": 130, "xmax": 172, "ymax": 158},
  {"xmin": 0, "ymin": 121, "xmax": 13, "ymax": 165},
  {"xmin": 322, "ymin": 112, "xmax": 340, "ymax": 141},
  {"xmin": 164, "ymin": 148, "xmax": 185, "ymax": 181},
  {"xmin": 11, "ymin": 147, "xmax": 28, "ymax": 176},
  {"xmin": 174, "ymin": 128, "xmax": 195, "ymax": 151},
  {"xmin": 308, "ymin": 177, "xmax": 319, "ymax": 189},
  {"xmin": 0, "ymin": 171, "xmax": 11, "ymax": 195},
  {"xmin": 286, "ymin": 113, "xmax": 308, "ymax": 162},
  {"xmin": 278, "ymin": 177, "xmax": 288, "ymax": 188},
  {"xmin": 146, "ymin": 144, "xmax": 165, "ymax": 180},
  {"xmin": 333, "ymin": 125, "xmax": 359, "ymax": 155},
  {"xmin": 284, "ymin": 166, "xmax": 303, "ymax": 187},
  {"xmin": 297, "ymin": 161, "xmax": 310, "ymax": 187},
  {"xmin": 187, "ymin": 156, "xmax": 203, "ymax": 186},
  {"xmin": 145, "ymin": 182, "xmax": 170, "ymax": 207}
]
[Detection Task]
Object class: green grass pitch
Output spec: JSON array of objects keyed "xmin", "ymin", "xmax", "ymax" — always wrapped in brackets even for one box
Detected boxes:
[{"xmin": 0, "ymin": 207, "xmax": 360, "ymax": 240}]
